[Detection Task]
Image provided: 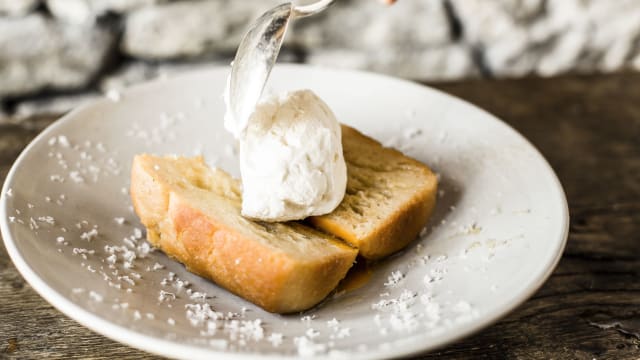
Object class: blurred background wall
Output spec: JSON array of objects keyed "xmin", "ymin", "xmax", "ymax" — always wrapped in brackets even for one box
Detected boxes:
[{"xmin": 1, "ymin": 0, "xmax": 640, "ymax": 120}]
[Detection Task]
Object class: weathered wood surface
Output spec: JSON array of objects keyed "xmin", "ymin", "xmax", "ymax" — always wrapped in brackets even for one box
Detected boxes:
[{"xmin": 1, "ymin": 72, "xmax": 639, "ymax": 359}]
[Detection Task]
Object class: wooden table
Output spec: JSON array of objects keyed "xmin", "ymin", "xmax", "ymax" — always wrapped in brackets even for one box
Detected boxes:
[{"xmin": 1, "ymin": 72, "xmax": 639, "ymax": 359}]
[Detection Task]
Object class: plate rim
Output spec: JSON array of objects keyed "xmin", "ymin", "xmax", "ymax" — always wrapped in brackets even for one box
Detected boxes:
[{"xmin": 0, "ymin": 64, "xmax": 569, "ymax": 359}]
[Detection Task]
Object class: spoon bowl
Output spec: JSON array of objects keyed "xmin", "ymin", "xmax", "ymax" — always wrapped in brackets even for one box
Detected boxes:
[{"xmin": 225, "ymin": 0, "xmax": 337, "ymax": 136}]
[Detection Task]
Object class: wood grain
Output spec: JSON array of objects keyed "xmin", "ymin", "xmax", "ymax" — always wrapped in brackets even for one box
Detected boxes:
[{"xmin": 1, "ymin": 72, "xmax": 639, "ymax": 359}]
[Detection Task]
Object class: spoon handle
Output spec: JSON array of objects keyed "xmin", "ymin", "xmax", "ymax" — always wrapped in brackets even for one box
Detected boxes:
[{"xmin": 293, "ymin": 0, "xmax": 337, "ymax": 18}]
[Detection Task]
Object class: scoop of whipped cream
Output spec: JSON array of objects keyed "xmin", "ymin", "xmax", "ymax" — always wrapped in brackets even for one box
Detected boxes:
[{"xmin": 227, "ymin": 89, "xmax": 347, "ymax": 222}]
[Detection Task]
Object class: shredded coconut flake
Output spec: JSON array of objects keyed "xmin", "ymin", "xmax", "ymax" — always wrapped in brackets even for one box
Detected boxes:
[
  {"xmin": 88, "ymin": 291, "xmax": 103, "ymax": 302},
  {"xmin": 58, "ymin": 135, "xmax": 70, "ymax": 147},
  {"xmin": 69, "ymin": 171, "xmax": 85, "ymax": 183},
  {"xmin": 384, "ymin": 270, "xmax": 405, "ymax": 287},
  {"xmin": 300, "ymin": 315, "xmax": 316, "ymax": 322},
  {"xmin": 37, "ymin": 216, "xmax": 55, "ymax": 225},
  {"xmin": 28, "ymin": 218, "xmax": 39, "ymax": 230},
  {"xmin": 50, "ymin": 174, "xmax": 65, "ymax": 183},
  {"xmin": 327, "ymin": 318, "xmax": 339, "ymax": 328},
  {"xmin": 80, "ymin": 228, "xmax": 98, "ymax": 241},
  {"xmin": 189, "ymin": 291, "xmax": 207, "ymax": 301},
  {"xmin": 137, "ymin": 242, "xmax": 151, "ymax": 258},
  {"xmin": 119, "ymin": 275, "xmax": 135, "ymax": 286},
  {"xmin": 294, "ymin": 336, "xmax": 327, "ymax": 356},
  {"xmin": 158, "ymin": 290, "xmax": 176, "ymax": 302},
  {"xmin": 267, "ymin": 332, "xmax": 283, "ymax": 347},
  {"xmin": 185, "ymin": 303, "xmax": 222, "ymax": 328},
  {"xmin": 224, "ymin": 319, "xmax": 265, "ymax": 342},
  {"xmin": 106, "ymin": 89, "xmax": 122, "ymax": 102},
  {"xmin": 305, "ymin": 328, "xmax": 320, "ymax": 339},
  {"xmin": 372, "ymin": 289, "xmax": 420, "ymax": 332},
  {"xmin": 106, "ymin": 254, "xmax": 117, "ymax": 264},
  {"xmin": 336, "ymin": 327, "xmax": 351, "ymax": 339}
]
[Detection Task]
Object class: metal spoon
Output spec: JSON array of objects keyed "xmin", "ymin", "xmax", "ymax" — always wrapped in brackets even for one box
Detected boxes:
[{"xmin": 224, "ymin": 0, "xmax": 337, "ymax": 137}]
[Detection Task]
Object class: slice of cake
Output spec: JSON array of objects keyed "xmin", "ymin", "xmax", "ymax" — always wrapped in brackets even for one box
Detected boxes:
[
  {"xmin": 309, "ymin": 125, "xmax": 438, "ymax": 259},
  {"xmin": 131, "ymin": 155, "xmax": 357, "ymax": 313}
]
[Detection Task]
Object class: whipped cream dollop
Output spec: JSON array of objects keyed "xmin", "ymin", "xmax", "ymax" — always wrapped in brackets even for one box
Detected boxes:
[{"xmin": 226, "ymin": 89, "xmax": 347, "ymax": 222}]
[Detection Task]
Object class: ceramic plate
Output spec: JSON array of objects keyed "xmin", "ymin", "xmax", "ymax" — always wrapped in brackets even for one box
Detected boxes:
[{"xmin": 1, "ymin": 65, "xmax": 568, "ymax": 359}]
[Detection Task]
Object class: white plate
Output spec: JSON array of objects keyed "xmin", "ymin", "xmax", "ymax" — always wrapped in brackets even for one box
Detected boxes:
[{"xmin": 1, "ymin": 65, "xmax": 568, "ymax": 359}]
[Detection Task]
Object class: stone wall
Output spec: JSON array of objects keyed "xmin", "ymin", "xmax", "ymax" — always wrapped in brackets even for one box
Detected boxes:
[{"xmin": 2, "ymin": 0, "xmax": 640, "ymax": 119}]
